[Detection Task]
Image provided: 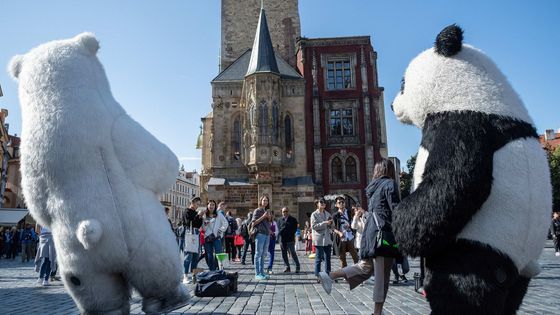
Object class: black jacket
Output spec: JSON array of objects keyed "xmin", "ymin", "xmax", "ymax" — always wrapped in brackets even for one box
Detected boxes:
[
  {"xmin": 183, "ymin": 207, "xmax": 203, "ymax": 230},
  {"xmin": 551, "ymin": 218, "xmax": 560, "ymax": 237},
  {"xmin": 278, "ymin": 215, "xmax": 298, "ymax": 243},
  {"xmin": 360, "ymin": 176, "xmax": 400, "ymax": 259},
  {"xmin": 332, "ymin": 209, "xmax": 354, "ymax": 245}
]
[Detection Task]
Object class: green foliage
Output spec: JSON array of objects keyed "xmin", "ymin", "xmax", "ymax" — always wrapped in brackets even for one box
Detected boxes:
[
  {"xmin": 546, "ymin": 145, "xmax": 560, "ymax": 211},
  {"xmin": 400, "ymin": 154, "xmax": 417, "ymax": 198}
]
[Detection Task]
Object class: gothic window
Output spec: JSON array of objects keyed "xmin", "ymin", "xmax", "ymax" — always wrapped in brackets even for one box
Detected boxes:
[
  {"xmin": 272, "ymin": 103, "xmax": 279, "ymax": 145},
  {"xmin": 331, "ymin": 157, "xmax": 343, "ymax": 183},
  {"xmin": 284, "ymin": 114, "xmax": 293, "ymax": 159},
  {"xmin": 330, "ymin": 108, "xmax": 354, "ymax": 136},
  {"xmin": 232, "ymin": 115, "xmax": 242, "ymax": 160},
  {"xmin": 345, "ymin": 157, "xmax": 357, "ymax": 182},
  {"xmin": 259, "ymin": 101, "xmax": 268, "ymax": 144},
  {"xmin": 327, "ymin": 59, "xmax": 353, "ymax": 90}
]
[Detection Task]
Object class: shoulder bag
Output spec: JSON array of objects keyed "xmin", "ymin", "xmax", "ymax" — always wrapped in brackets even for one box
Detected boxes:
[{"xmin": 372, "ymin": 212, "xmax": 399, "ymax": 258}]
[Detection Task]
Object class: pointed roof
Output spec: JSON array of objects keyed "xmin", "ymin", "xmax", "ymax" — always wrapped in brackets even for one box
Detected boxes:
[{"xmin": 246, "ymin": 8, "xmax": 279, "ymax": 76}]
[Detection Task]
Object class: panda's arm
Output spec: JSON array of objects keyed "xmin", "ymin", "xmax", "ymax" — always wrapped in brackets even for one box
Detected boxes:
[
  {"xmin": 393, "ymin": 112, "xmax": 495, "ymax": 257},
  {"xmin": 111, "ymin": 114, "xmax": 179, "ymax": 194}
]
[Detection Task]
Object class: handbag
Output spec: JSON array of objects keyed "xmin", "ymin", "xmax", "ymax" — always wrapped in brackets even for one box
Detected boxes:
[
  {"xmin": 248, "ymin": 222, "xmax": 257, "ymax": 240},
  {"xmin": 184, "ymin": 223, "xmax": 199, "ymax": 254},
  {"xmin": 371, "ymin": 212, "xmax": 399, "ymax": 258},
  {"xmin": 234, "ymin": 234, "xmax": 245, "ymax": 246}
]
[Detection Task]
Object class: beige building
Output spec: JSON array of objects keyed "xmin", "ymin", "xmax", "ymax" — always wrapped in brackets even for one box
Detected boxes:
[
  {"xmin": 201, "ymin": 4, "xmax": 315, "ymax": 223},
  {"xmin": 160, "ymin": 169, "xmax": 201, "ymax": 225},
  {"xmin": 1, "ymin": 108, "xmax": 11, "ymax": 208}
]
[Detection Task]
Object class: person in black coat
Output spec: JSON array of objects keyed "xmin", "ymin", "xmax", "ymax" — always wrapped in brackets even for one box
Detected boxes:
[
  {"xmin": 318, "ymin": 158, "xmax": 399, "ymax": 315},
  {"xmin": 551, "ymin": 212, "xmax": 560, "ymax": 256},
  {"xmin": 278, "ymin": 207, "xmax": 301, "ymax": 273},
  {"xmin": 332, "ymin": 196, "xmax": 359, "ymax": 268}
]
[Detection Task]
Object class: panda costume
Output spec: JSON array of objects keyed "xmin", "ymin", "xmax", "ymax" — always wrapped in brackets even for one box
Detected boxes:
[{"xmin": 391, "ymin": 25, "xmax": 551, "ymax": 314}]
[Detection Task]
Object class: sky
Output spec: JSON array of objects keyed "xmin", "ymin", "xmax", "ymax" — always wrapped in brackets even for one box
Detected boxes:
[{"xmin": 1, "ymin": 0, "xmax": 559, "ymax": 172}]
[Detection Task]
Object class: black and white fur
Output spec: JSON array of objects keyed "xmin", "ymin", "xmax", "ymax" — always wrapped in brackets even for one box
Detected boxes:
[{"xmin": 392, "ymin": 25, "xmax": 551, "ymax": 314}]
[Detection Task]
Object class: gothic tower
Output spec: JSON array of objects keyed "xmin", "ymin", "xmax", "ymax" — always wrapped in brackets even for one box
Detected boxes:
[{"xmin": 221, "ymin": 0, "xmax": 300, "ymax": 70}]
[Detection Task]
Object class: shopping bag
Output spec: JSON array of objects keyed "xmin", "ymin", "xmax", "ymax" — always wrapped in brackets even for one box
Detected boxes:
[{"xmin": 184, "ymin": 225, "xmax": 199, "ymax": 253}]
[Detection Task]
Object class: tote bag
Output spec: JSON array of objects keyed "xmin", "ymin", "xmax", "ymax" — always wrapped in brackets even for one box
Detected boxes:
[{"xmin": 184, "ymin": 224, "xmax": 199, "ymax": 253}]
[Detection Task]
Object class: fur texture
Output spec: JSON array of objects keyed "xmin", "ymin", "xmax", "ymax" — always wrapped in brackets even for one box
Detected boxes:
[
  {"xmin": 9, "ymin": 33, "xmax": 188, "ymax": 314},
  {"xmin": 392, "ymin": 24, "xmax": 551, "ymax": 314}
]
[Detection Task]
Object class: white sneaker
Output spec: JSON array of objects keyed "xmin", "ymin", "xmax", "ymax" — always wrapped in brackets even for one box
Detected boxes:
[
  {"xmin": 318, "ymin": 272, "xmax": 332, "ymax": 294},
  {"xmin": 367, "ymin": 276, "xmax": 375, "ymax": 284},
  {"xmin": 182, "ymin": 274, "xmax": 191, "ymax": 284},
  {"xmin": 37, "ymin": 277, "xmax": 42, "ymax": 284},
  {"xmin": 42, "ymin": 279, "xmax": 49, "ymax": 286},
  {"xmin": 555, "ymin": 252, "xmax": 560, "ymax": 257}
]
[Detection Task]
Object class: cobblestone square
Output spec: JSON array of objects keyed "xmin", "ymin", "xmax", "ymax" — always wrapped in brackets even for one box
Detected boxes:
[{"xmin": 1, "ymin": 241, "xmax": 558, "ymax": 314}]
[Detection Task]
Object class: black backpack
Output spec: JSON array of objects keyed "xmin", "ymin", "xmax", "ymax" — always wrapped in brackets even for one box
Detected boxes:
[
  {"xmin": 226, "ymin": 217, "xmax": 238, "ymax": 236},
  {"xmin": 240, "ymin": 221, "xmax": 249, "ymax": 239}
]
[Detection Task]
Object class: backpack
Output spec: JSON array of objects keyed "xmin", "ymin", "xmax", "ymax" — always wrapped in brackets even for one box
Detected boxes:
[
  {"xmin": 241, "ymin": 221, "xmax": 249, "ymax": 239},
  {"xmin": 226, "ymin": 217, "xmax": 238, "ymax": 236}
]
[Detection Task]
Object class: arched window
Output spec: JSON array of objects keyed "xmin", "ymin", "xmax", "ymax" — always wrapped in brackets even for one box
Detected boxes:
[
  {"xmin": 345, "ymin": 156, "xmax": 357, "ymax": 182},
  {"xmin": 272, "ymin": 103, "xmax": 279, "ymax": 145},
  {"xmin": 259, "ymin": 101, "xmax": 268, "ymax": 144},
  {"xmin": 284, "ymin": 114, "xmax": 293, "ymax": 159},
  {"xmin": 232, "ymin": 116, "xmax": 242, "ymax": 160},
  {"xmin": 332, "ymin": 157, "xmax": 343, "ymax": 183}
]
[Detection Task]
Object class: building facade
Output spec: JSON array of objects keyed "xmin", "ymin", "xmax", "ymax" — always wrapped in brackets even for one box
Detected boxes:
[
  {"xmin": 200, "ymin": 1, "xmax": 387, "ymax": 222},
  {"xmin": 160, "ymin": 170, "xmax": 201, "ymax": 225},
  {"xmin": 0, "ymin": 109, "xmax": 11, "ymax": 208},
  {"xmin": 4, "ymin": 135, "xmax": 24, "ymax": 209},
  {"xmin": 539, "ymin": 128, "xmax": 560, "ymax": 151},
  {"xmin": 296, "ymin": 37, "xmax": 387, "ymax": 205}
]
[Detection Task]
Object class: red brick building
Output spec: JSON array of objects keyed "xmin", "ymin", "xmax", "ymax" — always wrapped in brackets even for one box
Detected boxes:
[
  {"xmin": 539, "ymin": 129, "xmax": 560, "ymax": 151},
  {"xmin": 296, "ymin": 37, "xmax": 388, "ymax": 206}
]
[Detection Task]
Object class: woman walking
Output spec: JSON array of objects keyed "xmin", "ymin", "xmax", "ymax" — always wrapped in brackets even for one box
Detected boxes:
[
  {"xmin": 311, "ymin": 197, "xmax": 333, "ymax": 279},
  {"xmin": 35, "ymin": 226, "xmax": 56, "ymax": 286},
  {"xmin": 252, "ymin": 195, "xmax": 271, "ymax": 280},
  {"xmin": 319, "ymin": 158, "xmax": 400, "ymax": 315}
]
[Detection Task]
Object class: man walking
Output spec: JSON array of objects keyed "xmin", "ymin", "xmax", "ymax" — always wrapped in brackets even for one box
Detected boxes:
[
  {"xmin": 20, "ymin": 223, "xmax": 37, "ymax": 262},
  {"xmin": 332, "ymin": 196, "xmax": 358, "ymax": 268},
  {"xmin": 278, "ymin": 207, "xmax": 300, "ymax": 273}
]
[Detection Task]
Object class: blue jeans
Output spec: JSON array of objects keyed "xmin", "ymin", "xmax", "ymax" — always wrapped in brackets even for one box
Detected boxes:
[
  {"xmin": 254, "ymin": 233, "xmax": 270, "ymax": 276},
  {"xmin": 39, "ymin": 257, "xmax": 51, "ymax": 280},
  {"xmin": 204, "ymin": 238, "xmax": 223, "ymax": 271},
  {"xmin": 315, "ymin": 245, "xmax": 332, "ymax": 276},
  {"xmin": 184, "ymin": 251, "xmax": 199, "ymax": 274},
  {"xmin": 267, "ymin": 237, "xmax": 276, "ymax": 270}
]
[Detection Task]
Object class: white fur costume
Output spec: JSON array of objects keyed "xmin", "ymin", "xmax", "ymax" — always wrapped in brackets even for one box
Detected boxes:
[{"xmin": 9, "ymin": 33, "xmax": 189, "ymax": 314}]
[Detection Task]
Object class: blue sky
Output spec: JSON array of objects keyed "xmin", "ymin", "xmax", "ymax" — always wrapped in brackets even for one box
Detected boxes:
[{"xmin": 1, "ymin": 0, "xmax": 558, "ymax": 172}]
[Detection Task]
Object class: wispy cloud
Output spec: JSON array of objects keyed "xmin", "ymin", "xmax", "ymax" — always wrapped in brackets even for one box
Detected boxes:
[{"xmin": 178, "ymin": 156, "xmax": 202, "ymax": 161}]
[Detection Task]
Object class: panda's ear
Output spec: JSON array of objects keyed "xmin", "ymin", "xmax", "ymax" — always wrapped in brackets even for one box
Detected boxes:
[
  {"xmin": 75, "ymin": 32, "xmax": 100, "ymax": 55},
  {"xmin": 434, "ymin": 24, "xmax": 463, "ymax": 57},
  {"xmin": 8, "ymin": 55, "xmax": 24, "ymax": 80}
]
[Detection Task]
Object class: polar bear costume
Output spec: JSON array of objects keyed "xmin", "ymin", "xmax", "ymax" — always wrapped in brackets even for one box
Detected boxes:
[
  {"xmin": 391, "ymin": 25, "xmax": 551, "ymax": 314},
  {"xmin": 9, "ymin": 33, "xmax": 189, "ymax": 314}
]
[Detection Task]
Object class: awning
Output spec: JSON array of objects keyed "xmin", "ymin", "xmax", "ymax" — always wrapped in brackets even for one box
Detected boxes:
[{"xmin": 0, "ymin": 208, "xmax": 29, "ymax": 226}]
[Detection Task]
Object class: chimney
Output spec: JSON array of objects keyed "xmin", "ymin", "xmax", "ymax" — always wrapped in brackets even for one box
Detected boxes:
[{"xmin": 544, "ymin": 129, "xmax": 556, "ymax": 141}]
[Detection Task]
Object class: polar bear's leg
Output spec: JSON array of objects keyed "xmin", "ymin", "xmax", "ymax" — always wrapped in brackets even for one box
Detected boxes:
[
  {"xmin": 125, "ymin": 250, "xmax": 189, "ymax": 314},
  {"xmin": 424, "ymin": 240, "xmax": 518, "ymax": 315}
]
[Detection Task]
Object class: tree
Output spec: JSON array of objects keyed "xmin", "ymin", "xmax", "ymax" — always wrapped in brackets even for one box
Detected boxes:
[
  {"xmin": 545, "ymin": 145, "xmax": 560, "ymax": 211},
  {"xmin": 400, "ymin": 154, "xmax": 417, "ymax": 198}
]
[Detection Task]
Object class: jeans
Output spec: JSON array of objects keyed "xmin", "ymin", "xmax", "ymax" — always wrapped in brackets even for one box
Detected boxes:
[
  {"xmin": 184, "ymin": 251, "xmax": 199, "ymax": 274},
  {"xmin": 39, "ymin": 257, "xmax": 51, "ymax": 281},
  {"xmin": 281, "ymin": 241, "xmax": 300, "ymax": 270},
  {"xmin": 204, "ymin": 238, "xmax": 223, "ymax": 271},
  {"xmin": 254, "ymin": 233, "xmax": 270, "ymax": 276},
  {"xmin": 314, "ymin": 245, "xmax": 332, "ymax": 276},
  {"xmin": 267, "ymin": 237, "xmax": 276, "ymax": 270},
  {"xmin": 178, "ymin": 239, "xmax": 185, "ymax": 252},
  {"xmin": 242, "ymin": 238, "xmax": 255, "ymax": 264}
]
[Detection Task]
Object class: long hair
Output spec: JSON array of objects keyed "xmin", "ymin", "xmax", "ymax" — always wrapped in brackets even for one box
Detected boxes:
[
  {"xmin": 207, "ymin": 200, "xmax": 217, "ymax": 216},
  {"xmin": 372, "ymin": 158, "xmax": 395, "ymax": 180},
  {"xmin": 259, "ymin": 195, "xmax": 270, "ymax": 210}
]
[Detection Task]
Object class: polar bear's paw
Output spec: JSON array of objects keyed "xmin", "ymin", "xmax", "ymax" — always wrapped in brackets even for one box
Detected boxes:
[
  {"xmin": 142, "ymin": 285, "xmax": 190, "ymax": 314},
  {"xmin": 76, "ymin": 219, "xmax": 103, "ymax": 250}
]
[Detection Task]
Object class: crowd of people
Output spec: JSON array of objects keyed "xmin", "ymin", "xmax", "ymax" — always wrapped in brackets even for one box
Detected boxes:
[
  {"xmin": 0, "ymin": 223, "xmax": 58, "ymax": 286},
  {"xmin": 168, "ymin": 158, "xmax": 411, "ymax": 315}
]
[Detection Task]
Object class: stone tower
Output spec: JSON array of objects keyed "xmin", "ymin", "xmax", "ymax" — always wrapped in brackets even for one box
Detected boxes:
[{"xmin": 221, "ymin": 0, "xmax": 300, "ymax": 70}]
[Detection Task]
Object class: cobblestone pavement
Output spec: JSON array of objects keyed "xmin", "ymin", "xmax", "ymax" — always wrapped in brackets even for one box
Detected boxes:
[{"xmin": 1, "ymin": 241, "xmax": 558, "ymax": 314}]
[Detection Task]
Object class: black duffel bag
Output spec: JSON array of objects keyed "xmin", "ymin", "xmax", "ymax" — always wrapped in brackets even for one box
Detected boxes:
[
  {"xmin": 196, "ymin": 270, "xmax": 228, "ymax": 284},
  {"xmin": 226, "ymin": 272, "xmax": 238, "ymax": 293},
  {"xmin": 195, "ymin": 279, "xmax": 231, "ymax": 297}
]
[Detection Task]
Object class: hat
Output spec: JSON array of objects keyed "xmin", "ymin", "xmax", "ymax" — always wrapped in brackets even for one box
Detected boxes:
[{"xmin": 191, "ymin": 196, "xmax": 201, "ymax": 203}]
